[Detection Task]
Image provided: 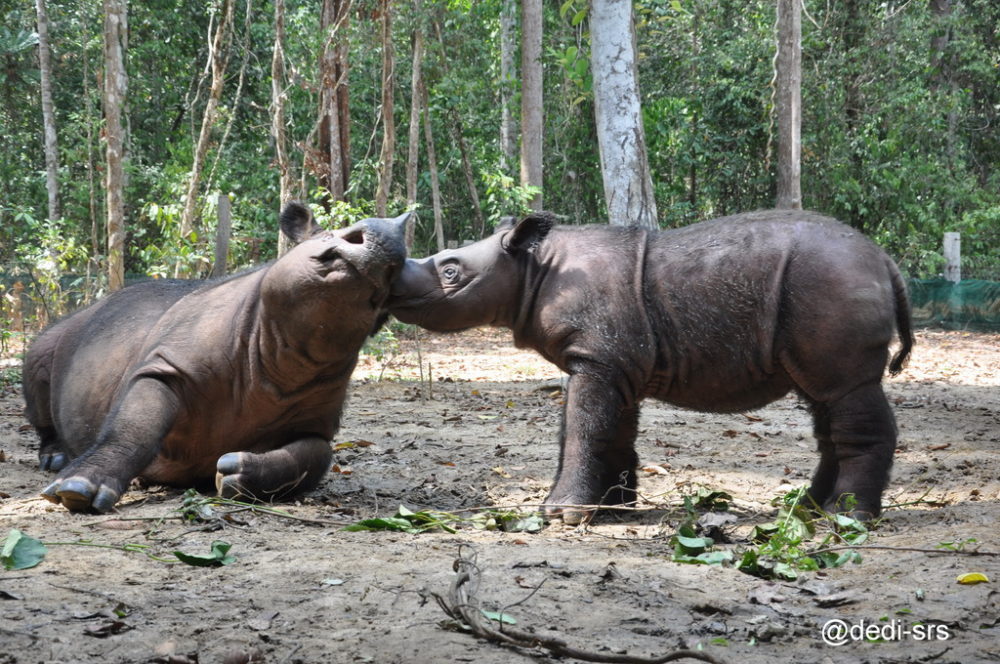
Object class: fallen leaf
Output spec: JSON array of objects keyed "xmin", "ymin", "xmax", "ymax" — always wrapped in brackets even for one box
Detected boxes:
[
  {"xmin": 84, "ymin": 620, "xmax": 132, "ymax": 638},
  {"xmin": 957, "ymin": 572, "xmax": 989, "ymax": 585},
  {"xmin": 247, "ymin": 610, "xmax": 279, "ymax": 631}
]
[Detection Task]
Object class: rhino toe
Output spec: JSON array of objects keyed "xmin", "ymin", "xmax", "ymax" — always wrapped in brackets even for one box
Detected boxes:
[
  {"xmin": 215, "ymin": 452, "xmax": 251, "ymax": 498},
  {"xmin": 40, "ymin": 477, "xmax": 120, "ymax": 513},
  {"xmin": 39, "ymin": 452, "xmax": 68, "ymax": 472}
]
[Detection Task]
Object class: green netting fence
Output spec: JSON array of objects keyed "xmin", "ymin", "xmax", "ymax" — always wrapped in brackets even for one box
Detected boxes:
[{"xmin": 908, "ymin": 278, "xmax": 1000, "ymax": 332}]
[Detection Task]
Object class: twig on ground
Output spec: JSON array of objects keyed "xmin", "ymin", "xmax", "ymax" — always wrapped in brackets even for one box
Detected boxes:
[
  {"xmin": 431, "ymin": 547, "xmax": 729, "ymax": 664},
  {"xmin": 809, "ymin": 544, "xmax": 1000, "ymax": 557}
]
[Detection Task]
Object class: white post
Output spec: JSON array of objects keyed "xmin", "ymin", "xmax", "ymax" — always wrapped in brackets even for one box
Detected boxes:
[{"xmin": 943, "ymin": 232, "xmax": 961, "ymax": 283}]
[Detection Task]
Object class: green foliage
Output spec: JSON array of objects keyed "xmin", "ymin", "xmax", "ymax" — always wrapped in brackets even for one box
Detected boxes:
[
  {"xmin": 3, "ymin": 0, "xmax": 999, "ymax": 316},
  {"xmin": 172, "ymin": 540, "xmax": 236, "ymax": 567},
  {"xmin": 343, "ymin": 504, "xmax": 543, "ymax": 535},
  {"xmin": 670, "ymin": 486, "xmax": 868, "ymax": 581},
  {"xmin": 1, "ymin": 528, "xmax": 48, "ymax": 571}
]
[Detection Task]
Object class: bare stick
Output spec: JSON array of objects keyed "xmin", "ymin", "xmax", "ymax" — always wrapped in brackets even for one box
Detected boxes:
[{"xmin": 432, "ymin": 549, "xmax": 729, "ymax": 664}]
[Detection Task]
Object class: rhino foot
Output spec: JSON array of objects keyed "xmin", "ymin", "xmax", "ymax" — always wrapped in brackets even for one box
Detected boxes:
[{"xmin": 41, "ymin": 477, "xmax": 120, "ymax": 513}]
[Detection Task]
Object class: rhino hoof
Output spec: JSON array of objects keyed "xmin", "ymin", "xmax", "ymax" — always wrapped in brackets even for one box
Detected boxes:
[
  {"xmin": 39, "ymin": 452, "xmax": 69, "ymax": 472},
  {"xmin": 40, "ymin": 477, "xmax": 119, "ymax": 513},
  {"xmin": 216, "ymin": 452, "xmax": 250, "ymax": 499},
  {"xmin": 543, "ymin": 503, "xmax": 594, "ymax": 526}
]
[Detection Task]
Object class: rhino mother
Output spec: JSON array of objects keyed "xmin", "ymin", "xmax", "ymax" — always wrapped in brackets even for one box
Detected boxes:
[
  {"xmin": 388, "ymin": 210, "xmax": 913, "ymax": 524},
  {"xmin": 23, "ymin": 202, "xmax": 407, "ymax": 513}
]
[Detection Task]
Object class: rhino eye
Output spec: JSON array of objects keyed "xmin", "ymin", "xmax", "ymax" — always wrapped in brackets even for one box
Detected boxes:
[{"xmin": 440, "ymin": 265, "xmax": 461, "ymax": 284}]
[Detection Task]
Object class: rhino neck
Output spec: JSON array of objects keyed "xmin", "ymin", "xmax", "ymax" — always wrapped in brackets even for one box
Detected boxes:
[
  {"xmin": 254, "ymin": 299, "xmax": 370, "ymax": 392},
  {"xmin": 507, "ymin": 242, "xmax": 556, "ymax": 350}
]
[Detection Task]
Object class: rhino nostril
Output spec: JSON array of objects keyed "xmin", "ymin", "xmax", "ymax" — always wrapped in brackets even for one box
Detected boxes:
[{"xmin": 343, "ymin": 228, "xmax": 365, "ymax": 245}]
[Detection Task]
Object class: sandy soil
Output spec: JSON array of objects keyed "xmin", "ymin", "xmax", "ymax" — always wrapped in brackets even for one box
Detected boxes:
[{"xmin": 1, "ymin": 328, "xmax": 998, "ymax": 664}]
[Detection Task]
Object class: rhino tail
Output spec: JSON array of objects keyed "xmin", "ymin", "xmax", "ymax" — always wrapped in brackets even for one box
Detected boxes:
[{"xmin": 887, "ymin": 257, "xmax": 914, "ymax": 377}]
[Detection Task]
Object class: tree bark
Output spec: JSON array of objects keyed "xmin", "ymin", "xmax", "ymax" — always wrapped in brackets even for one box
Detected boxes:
[
  {"xmin": 499, "ymin": 0, "xmax": 518, "ymax": 175},
  {"xmin": 519, "ymin": 0, "xmax": 543, "ymax": 210},
  {"xmin": 179, "ymin": 0, "xmax": 233, "ymax": 249},
  {"xmin": 103, "ymin": 0, "xmax": 127, "ymax": 291},
  {"xmin": 420, "ymin": 80, "xmax": 445, "ymax": 251},
  {"xmin": 35, "ymin": 0, "xmax": 59, "ymax": 222},
  {"xmin": 775, "ymin": 0, "xmax": 802, "ymax": 209},
  {"xmin": 375, "ymin": 0, "xmax": 395, "ymax": 216},
  {"xmin": 211, "ymin": 193, "xmax": 231, "ymax": 278},
  {"xmin": 319, "ymin": 0, "xmax": 352, "ymax": 206},
  {"xmin": 433, "ymin": 20, "xmax": 485, "ymax": 239},
  {"xmin": 589, "ymin": 0, "xmax": 657, "ymax": 228},
  {"xmin": 405, "ymin": 0, "xmax": 424, "ymax": 249},
  {"xmin": 271, "ymin": 0, "xmax": 293, "ymax": 256}
]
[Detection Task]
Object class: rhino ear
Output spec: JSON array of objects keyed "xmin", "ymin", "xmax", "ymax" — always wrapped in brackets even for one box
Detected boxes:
[
  {"xmin": 280, "ymin": 201, "xmax": 322, "ymax": 244},
  {"xmin": 502, "ymin": 212, "xmax": 556, "ymax": 254}
]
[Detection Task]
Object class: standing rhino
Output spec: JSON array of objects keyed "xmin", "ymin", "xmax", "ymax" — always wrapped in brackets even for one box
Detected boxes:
[
  {"xmin": 23, "ymin": 202, "xmax": 407, "ymax": 513},
  {"xmin": 388, "ymin": 210, "xmax": 913, "ymax": 524}
]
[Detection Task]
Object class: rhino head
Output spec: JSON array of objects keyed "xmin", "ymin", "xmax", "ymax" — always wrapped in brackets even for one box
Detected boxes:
[{"xmin": 387, "ymin": 212, "xmax": 555, "ymax": 331}]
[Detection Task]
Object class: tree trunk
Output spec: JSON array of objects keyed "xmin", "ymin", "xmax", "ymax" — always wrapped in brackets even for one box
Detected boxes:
[
  {"xmin": 178, "ymin": 0, "xmax": 234, "ymax": 258},
  {"xmin": 35, "ymin": 0, "xmax": 59, "ymax": 222},
  {"xmin": 319, "ymin": 0, "xmax": 351, "ymax": 206},
  {"xmin": 499, "ymin": 0, "xmax": 518, "ymax": 175},
  {"xmin": 375, "ymin": 0, "xmax": 395, "ymax": 216},
  {"xmin": 206, "ymin": 0, "xmax": 252, "ymax": 198},
  {"xmin": 272, "ymin": 0, "xmax": 294, "ymax": 256},
  {"xmin": 420, "ymin": 80, "xmax": 445, "ymax": 251},
  {"xmin": 405, "ymin": 0, "xmax": 424, "ymax": 249},
  {"xmin": 433, "ymin": 20, "xmax": 485, "ymax": 239},
  {"xmin": 103, "ymin": 0, "xmax": 127, "ymax": 291},
  {"xmin": 211, "ymin": 193, "xmax": 231, "ymax": 278},
  {"xmin": 519, "ymin": 0, "xmax": 543, "ymax": 210},
  {"xmin": 775, "ymin": 0, "xmax": 802, "ymax": 209},
  {"xmin": 589, "ymin": 0, "xmax": 657, "ymax": 228},
  {"xmin": 930, "ymin": 0, "xmax": 958, "ymax": 166}
]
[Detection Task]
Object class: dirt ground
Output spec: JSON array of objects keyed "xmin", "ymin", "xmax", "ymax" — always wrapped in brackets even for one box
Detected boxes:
[{"xmin": 1, "ymin": 327, "xmax": 998, "ymax": 664}]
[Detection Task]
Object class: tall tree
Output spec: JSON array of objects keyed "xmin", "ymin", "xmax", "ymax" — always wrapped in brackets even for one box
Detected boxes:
[
  {"xmin": 319, "ymin": 0, "xmax": 352, "ymax": 204},
  {"xmin": 272, "ymin": 0, "xmax": 294, "ymax": 256},
  {"xmin": 520, "ymin": 0, "xmax": 543, "ymax": 210},
  {"xmin": 421, "ymin": 80, "xmax": 445, "ymax": 251},
  {"xmin": 499, "ymin": 0, "xmax": 518, "ymax": 175},
  {"xmin": 178, "ymin": 0, "xmax": 234, "ymax": 256},
  {"xmin": 775, "ymin": 0, "xmax": 802, "ymax": 209},
  {"xmin": 405, "ymin": 0, "xmax": 424, "ymax": 248},
  {"xmin": 374, "ymin": 0, "xmax": 395, "ymax": 216},
  {"xmin": 35, "ymin": 0, "xmax": 59, "ymax": 223},
  {"xmin": 103, "ymin": 0, "xmax": 127, "ymax": 291},
  {"xmin": 589, "ymin": 0, "xmax": 657, "ymax": 228}
]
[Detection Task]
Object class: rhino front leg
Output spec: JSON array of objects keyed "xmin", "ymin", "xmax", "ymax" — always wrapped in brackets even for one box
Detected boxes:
[
  {"xmin": 544, "ymin": 373, "xmax": 640, "ymax": 525},
  {"xmin": 41, "ymin": 378, "xmax": 178, "ymax": 513},
  {"xmin": 215, "ymin": 436, "xmax": 333, "ymax": 502}
]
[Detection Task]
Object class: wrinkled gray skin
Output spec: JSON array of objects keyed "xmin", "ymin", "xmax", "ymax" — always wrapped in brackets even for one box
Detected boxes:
[
  {"xmin": 23, "ymin": 202, "xmax": 408, "ymax": 513},
  {"xmin": 389, "ymin": 210, "xmax": 913, "ymax": 524}
]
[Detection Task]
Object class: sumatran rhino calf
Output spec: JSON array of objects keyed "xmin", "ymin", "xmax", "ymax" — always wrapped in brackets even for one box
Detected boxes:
[
  {"xmin": 388, "ymin": 210, "xmax": 913, "ymax": 524},
  {"xmin": 23, "ymin": 202, "xmax": 407, "ymax": 513}
]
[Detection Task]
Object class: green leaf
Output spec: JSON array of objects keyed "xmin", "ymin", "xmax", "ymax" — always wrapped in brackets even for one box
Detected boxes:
[
  {"xmin": 342, "ymin": 517, "xmax": 422, "ymax": 534},
  {"xmin": 173, "ymin": 540, "xmax": 235, "ymax": 567},
  {"xmin": 571, "ymin": 9, "xmax": 587, "ymax": 26},
  {"xmin": 2, "ymin": 529, "xmax": 48, "ymax": 571},
  {"xmin": 481, "ymin": 609, "xmax": 517, "ymax": 625}
]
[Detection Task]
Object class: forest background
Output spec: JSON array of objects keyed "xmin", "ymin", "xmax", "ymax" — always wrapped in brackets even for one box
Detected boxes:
[{"xmin": 1, "ymin": 0, "xmax": 998, "ymax": 333}]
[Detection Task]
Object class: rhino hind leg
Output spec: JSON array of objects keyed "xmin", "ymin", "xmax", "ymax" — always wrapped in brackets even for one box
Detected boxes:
[
  {"xmin": 803, "ymin": 383, "xmax": 896, "ymax": 520},
  {"xmin": 215, "ymin": 436, "xmax": 333, "ymax": 502}
]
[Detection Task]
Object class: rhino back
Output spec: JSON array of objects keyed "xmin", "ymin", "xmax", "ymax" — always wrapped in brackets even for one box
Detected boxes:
[
  {"xmin": 36, "ymin": 280, "xmax": 201, "ymax": 455},
  {"xmin": 643, "ymin": 210, "xmax": 899, "ymax": 408}
]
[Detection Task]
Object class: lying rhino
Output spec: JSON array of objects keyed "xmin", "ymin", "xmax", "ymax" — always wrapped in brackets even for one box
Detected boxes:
[
  {"xmin": 389, "ymin": 210, "xmax": 913, "ymax": 524},
  {"xmin": 23, "ymin": 202, "xmax": 407, "ymax": 513}
]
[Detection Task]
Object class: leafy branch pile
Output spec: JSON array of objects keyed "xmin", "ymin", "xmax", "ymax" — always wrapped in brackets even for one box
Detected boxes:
[{"xmin": 670, "ymin": 486, "xmax": 869, "ymax": 581}]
